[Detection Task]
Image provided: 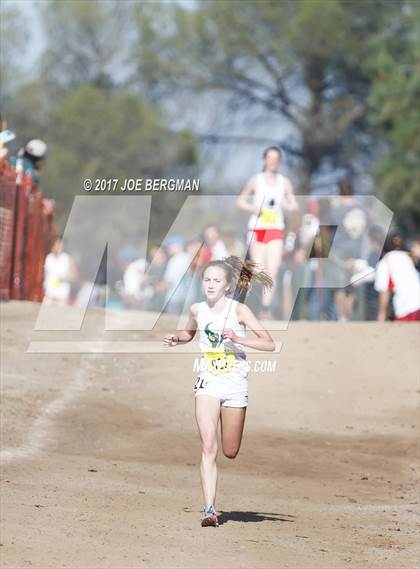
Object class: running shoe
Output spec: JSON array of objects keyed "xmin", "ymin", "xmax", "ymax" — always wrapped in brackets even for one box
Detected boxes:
[{"xmin": 201, "ymin": 505, "xmax": 219, "ymax": 527}]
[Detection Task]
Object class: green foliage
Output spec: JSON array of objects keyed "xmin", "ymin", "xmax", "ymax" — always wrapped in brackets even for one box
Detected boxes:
[
  {"xmin": 133, "ymin": 0, "xmax": 418, "ymax": 231},
  {"xmin": 42, "ymin": 85, "xmax": 196, "ymax": 231},
  {"xmin": 38, "ymin": 0, "xmax": 129, "ymax": 89},
  {"xmin": 133, "ymin": 1, "xmax": 392, "ymax": 176},
  {"xmin": 3, "ymin": 0, "xmax": 418, "ymax": 234},
  {"xmin": 0, "ymin": 4, "xmax": 31, "ymax": 103},
  {"xmin": 3, "ymin": 0, "xmax": 198, "ymax": 241},
  {"xmin": 364, "ymin": 2, "xmax": 420, "ymax": 231}
]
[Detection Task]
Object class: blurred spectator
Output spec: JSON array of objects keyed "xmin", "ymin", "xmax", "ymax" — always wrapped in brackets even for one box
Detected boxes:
[
  {"xmin": 223, "ymin": 232, "xmax": 245, "ymax": 258},
  {"xmin": 42, "ymin": 197, "xmax": 56, "ymax": 217},
  {"xmin": 0, "ymin": 114, "xmax": 15, "ymax": 160},
  {"xmin": 115, "ymin": 246, "xmax": 152, "ymax": 309},
  {"xmin": 162, "ymin": 236, "xmax": 192, "ymax": 314},
  {"xmin": 204, "ymin": 225, "xmax": 228, "ymax": 260},
  {"xmin": 187, "ymin": 236, "xmax": 211, "ymax": 273},
  {"xmin": 374, "ymin": 233, "xmax": 420, "ymax": 321},
  {"xmin": 75, "ymin": 279, "xmax": 108, "ymax": 309},
  {"xmin": 317, "ymin": 198, "xmax": 337, "ymax": 320},
  {"xmin": 184, "ymin": 236, "xmax": 213, "ymax": 304},
  {"xmin": 75, "ymin": 251, "xmax": 108, "ymax": 309},
  {"xmin": 280, "ymin": 231, "xmax": 297, "ymax": 319},
  {"xmin": 409, "ymin": 237, "xmax": 420, "ymax": 273},
  {"xmin": 300, "ymin": 212, "xmax": 320, "ymax": 250},
  {"xmin": 143, "ymin": 245, "xmax": 168, "ymax": 311},
  {"xmin": 43, "ymin": 236, "xmax": 79, "ymax": 305},
  {"xmin": 300, "ymin": 208, "xmax": 322, "ymax": 320},
  {"xmin": 327, "ymin": 180, "xmax": 369, "ymax": 321},
  {"xmin": 362, "ymin": 225, "xmax": 386, "ymax": 320},
  {"xmin": 9, "ymin": 136, "xmax": 55, "ymax": 216},
  {"xmin": 11, "ymin": 139, "xmax": 48, "ymax": 185}
]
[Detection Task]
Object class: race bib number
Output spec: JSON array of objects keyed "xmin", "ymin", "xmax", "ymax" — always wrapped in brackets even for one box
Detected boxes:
[
  {"xmin": 204, "ymin": 350, "xmax": 236, "ymax": 374},
  {"xmin": 193, "ymin": 377, "xmax": 207, "ymax": 391},
  {"xmin": 49, "ymin": 278, "xmax": 64, "ymax": 290},
  {"xmin": 259, "ymin": 209, "xmax": 279, "ymax": 225}
]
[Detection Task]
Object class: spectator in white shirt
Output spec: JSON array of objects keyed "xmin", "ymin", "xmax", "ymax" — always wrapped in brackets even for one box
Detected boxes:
[
  {"xmin": 115, "ymin": 247, "xmax": 152, "ymax": 309},
  {"xmin": 43, "ymin": 237, "xmax": 78, "ymax": 305},
  {"xmin": 374, "ymin": 233, "xmax": 420, "ymax": 321}
]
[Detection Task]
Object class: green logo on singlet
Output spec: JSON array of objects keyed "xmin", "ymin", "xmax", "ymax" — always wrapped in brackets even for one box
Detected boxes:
[{"xmin": 204, "ymin": 323, "xmax": 222, "ymax": 348}]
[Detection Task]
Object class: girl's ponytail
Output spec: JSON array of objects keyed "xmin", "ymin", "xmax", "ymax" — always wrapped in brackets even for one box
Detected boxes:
[{"xmin": 220, "ymin": 256, "xmax": 273, "ymax": 296}]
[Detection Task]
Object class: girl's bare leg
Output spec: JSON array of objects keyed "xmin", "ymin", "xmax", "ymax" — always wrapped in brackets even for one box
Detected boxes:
[
  {"xmin": 262, "ymin": 239, "xmax": 283, "ymax": 308},
  {"xmin": 220, "ymin": 406, "xmax": 247, "ymax": 458},
  {"xmin": 344, "ymin": 291, "xmax": 355, "ymax": 320},
  {"xmin": 335, "ymin": 290, "xmax": 348, "ymax": 321},
  {"xmin": 195, "ymin": 394, "xmax": 221, "ymax": 508},
  {"xmin": 249, "ymin": 239, "xmax": 266, "ymax": 310},
  {"xmin": 249, "ymin": 238, "xmax": 265, "ymax": 268}
]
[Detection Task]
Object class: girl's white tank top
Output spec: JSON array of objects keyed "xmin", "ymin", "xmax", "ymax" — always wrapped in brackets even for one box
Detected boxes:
[
  {"xmin": 248, "ymin": 172, "xmax": 286, "ymax": 230},
  {"xmin": 196, "ymin": 298, "xmax": 247, "ymax": 361}
]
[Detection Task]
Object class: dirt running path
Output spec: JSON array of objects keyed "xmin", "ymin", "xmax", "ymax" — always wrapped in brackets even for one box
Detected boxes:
[{"xmin": 1, "ymin": 301, "xmax": 419, "ymax": 568}]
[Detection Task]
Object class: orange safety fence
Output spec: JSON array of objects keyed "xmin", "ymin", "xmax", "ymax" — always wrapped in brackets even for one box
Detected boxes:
[{"xmin": 0, "ymin": 160, "xmax": 57, "ymax": 302}]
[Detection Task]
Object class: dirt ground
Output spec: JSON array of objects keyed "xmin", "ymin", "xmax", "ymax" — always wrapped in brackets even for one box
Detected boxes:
[{"xmin": 1, "ymin": 301, "xmax": 419, "ymax": 569}]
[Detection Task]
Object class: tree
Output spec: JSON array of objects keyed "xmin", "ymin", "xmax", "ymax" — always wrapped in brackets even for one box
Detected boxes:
[
  {"xmin": 38, "ymin": 0, "xmax": 130, "ymax": 91},
  {"xmin": 3, "ymin": 0, "xmax": 198, "ymax": 246},
  {"xmin": 364, "ymin": 2, "xmax": 420, "ymax": 232},
  {"xmin": 133, "ymin": 0, "xmax": 405, "ymax": 192},
  {"xmin": 0, "ymin": 3, "xmax": 31, "ymax": 105},
  {"xmin": 42, "ymin": 85, "xmax": 196, "ymax": 237}
]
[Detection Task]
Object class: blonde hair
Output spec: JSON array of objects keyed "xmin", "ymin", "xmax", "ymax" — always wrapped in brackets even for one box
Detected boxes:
[{"xmin": 202, "ymin": 255, "xmax": 273, "ymax": 296}]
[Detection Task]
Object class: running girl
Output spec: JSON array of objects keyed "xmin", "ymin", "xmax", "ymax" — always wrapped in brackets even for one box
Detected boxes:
[
  {"xmin": 236, "ymin": 146, "xmax": 298, "ymax": 319},
  {"xmin": 163, "ymin": 256, "xmax": 275, "ymax": 527}
]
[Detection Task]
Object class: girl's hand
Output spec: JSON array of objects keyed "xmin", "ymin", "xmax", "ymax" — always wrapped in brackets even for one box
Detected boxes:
[
  {"xmin": 163, "ymin": 334, "xmax": 179, "ymax": 347},
  {"xmin": 222, "ymin": 328, "xmax": 238, "ymax": 343}
]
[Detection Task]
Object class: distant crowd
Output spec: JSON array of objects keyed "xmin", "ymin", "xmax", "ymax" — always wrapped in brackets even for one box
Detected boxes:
[
  {"xmin": 2, "ymin": 118, "xmax": 418, "ymax": 322},
  {"xmin": 43, "ymin": 219, "xmax": 420, "ymax": 322}
]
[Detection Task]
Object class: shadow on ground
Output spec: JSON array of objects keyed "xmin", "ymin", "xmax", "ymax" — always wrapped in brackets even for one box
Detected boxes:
[{"xmin": 217, "ymin": 510, "xmax": 296, "ymax": 525}]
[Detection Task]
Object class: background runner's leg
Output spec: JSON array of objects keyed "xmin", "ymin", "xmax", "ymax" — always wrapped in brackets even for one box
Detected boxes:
[
  {"xmin": 249, "ymin": 239, "xmax": 266, "ymax": 309},
  {"xmin": 262, "ymin": 239, "xmax": 283, "ymax": 308}
]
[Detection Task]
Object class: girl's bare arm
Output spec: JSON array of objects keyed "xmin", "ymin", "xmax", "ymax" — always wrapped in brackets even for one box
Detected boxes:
[
  {"xmin": 236, "ymin": 176, "xmax": 260, "ymax": 215},
  {"xmin": 282, "ymin": 177, "xmax": 299, "ymax": 211},
  {"xmin": 163, "ymin": 304, "xmax": 198, "ymax": 346},
  {"xmin": 223, "ymin": 303, "xmax": 275, "ymax": 351},
  {"xmin": 377, "ymin": 290, "xmax": 390, "ymax": 322}
]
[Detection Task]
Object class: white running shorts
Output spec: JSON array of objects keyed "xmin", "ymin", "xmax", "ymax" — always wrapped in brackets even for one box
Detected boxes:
[{"xmin": 193, "ymin": 371, "xmax": 248, "ymax": 408}]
